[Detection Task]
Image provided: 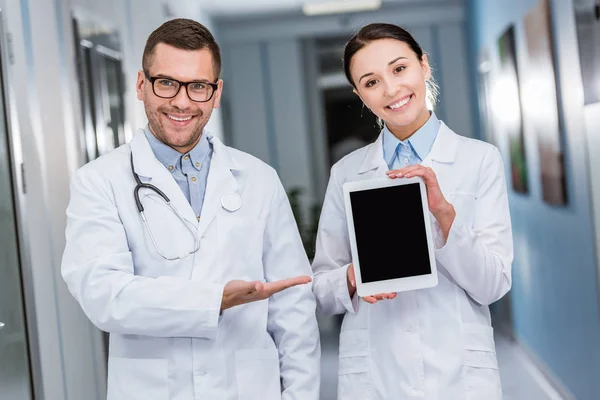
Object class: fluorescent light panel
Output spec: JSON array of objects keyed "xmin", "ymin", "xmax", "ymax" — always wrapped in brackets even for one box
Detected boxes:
[{"xmin": 302, "ymin": 0, "xmax": 382, "ymax": 16}]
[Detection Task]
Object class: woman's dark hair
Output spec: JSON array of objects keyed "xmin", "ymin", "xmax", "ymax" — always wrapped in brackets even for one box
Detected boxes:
[
  {"xmin": 343, "ymin": 23, "xmax": 438, "ymax": 106},
  {"xmin": 143, "ymin": 18, "xmax": 221, "ymax": 79}
]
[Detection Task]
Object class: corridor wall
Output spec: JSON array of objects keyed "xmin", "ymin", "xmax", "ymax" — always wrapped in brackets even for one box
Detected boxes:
[{"xmin": 468, "ymin": 0, "xmax": 600, "ymax": 398}]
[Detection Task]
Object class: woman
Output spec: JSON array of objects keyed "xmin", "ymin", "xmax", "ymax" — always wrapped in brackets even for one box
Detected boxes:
[{"xmin": 312, "ymin": 23, "xmax": 512, "ymax": 400}]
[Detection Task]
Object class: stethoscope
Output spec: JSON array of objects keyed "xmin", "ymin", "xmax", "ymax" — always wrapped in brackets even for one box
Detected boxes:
[{"xmin": 130, "ymin": 153, "xmax": 242, "ymax": 260}]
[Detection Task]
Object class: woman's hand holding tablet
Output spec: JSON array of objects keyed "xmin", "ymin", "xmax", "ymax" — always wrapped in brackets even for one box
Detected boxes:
[
  {"xmin": 386, "ymin": 165, "xmax": 456, "ymax": 242},
  {"xmin": 346, "ymin": 263, "xmax": 397, "ymax": 303},
  {"xmin": 343, "ymin": 176, "xmax": 440, "ymax": 298}
]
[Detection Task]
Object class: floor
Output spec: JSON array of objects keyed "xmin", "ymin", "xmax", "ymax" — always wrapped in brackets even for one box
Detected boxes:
[
  {"xmin": 318, "ymin": 315, "xmax": 565, "ymax": 400},
  {"xmin": 495, "ymin": 333, "xmax": 564, "ymax": 400}
]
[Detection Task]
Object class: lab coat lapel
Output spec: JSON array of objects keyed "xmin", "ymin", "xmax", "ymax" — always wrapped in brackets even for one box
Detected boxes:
[
  {"xmin": 129, "ymin": 130, "xmax": 198, "ymax": 227},
  {"xmin": 196, "ymin": 135, "xmax": 240, "ymax": 239},
  {"xmin": 357, "ymin": 132, "xmax": 389, "ymax": 177},
  {"xmin": 421, "ymin": 122, "xmax": 458, "ymax": 168}
]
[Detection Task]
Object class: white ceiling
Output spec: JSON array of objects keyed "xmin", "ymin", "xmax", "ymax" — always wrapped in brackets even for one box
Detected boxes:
[{"xmin": 168, "ymin": 0, "xmax": 446, "ymax": 18}]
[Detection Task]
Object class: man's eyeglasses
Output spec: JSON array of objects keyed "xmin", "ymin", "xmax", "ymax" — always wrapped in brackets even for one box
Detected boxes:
[{"xmin": 144, "ymin": 71, "xmax": 218, "ymax": 103}]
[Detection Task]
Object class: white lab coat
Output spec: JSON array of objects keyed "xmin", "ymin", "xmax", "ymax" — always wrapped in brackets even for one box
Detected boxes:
[
  {"xmin": 62, "ymin": 131, "xmax": 320, "ymax": 400},
  {"xmin": 312, "ymin": 122, "xmax": 512, "ymax": 400}
]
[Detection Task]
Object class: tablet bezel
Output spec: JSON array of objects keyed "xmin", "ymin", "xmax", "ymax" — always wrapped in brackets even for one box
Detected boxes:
[{"xmin": 343, "ymin": 176, "xmax": 438, "ymax": 297}]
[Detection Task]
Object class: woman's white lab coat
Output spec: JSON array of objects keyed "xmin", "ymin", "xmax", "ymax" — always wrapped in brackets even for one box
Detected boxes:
[
  {"xmin": 61, "ymin": 131, "xmax": 320, "ymax": 400},
  {"xmin": 312, "ymin": 122, "xmax": 513, "ymax": 400}
]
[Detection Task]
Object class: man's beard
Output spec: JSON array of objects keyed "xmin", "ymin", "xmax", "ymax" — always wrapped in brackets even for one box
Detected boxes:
[{"xmin": 146, "ymin": 106, "xmax": 205, "ymax": 150}]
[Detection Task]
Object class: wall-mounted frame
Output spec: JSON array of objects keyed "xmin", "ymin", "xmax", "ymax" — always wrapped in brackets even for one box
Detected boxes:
[
  {"xmin": 497, "ymin": 25, "xmax": 529, "ymax": 194},
  {"xmin": 522, "ymin": 0, "xmax": 567, "ymax": 205}
]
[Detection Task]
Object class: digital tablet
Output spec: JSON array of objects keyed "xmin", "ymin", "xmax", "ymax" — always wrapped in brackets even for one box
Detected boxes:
[{"xmin": 343, "ymin": 176, "xmax": 438, "ymax": 297}]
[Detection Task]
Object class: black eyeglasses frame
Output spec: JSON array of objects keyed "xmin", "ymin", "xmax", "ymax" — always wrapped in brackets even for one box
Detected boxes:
[{"xmin": 143, "ymin": 70, "xmax": 219, "ymax": 103}]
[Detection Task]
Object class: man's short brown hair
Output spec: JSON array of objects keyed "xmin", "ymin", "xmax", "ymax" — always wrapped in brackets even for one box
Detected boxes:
[{"xmin": 142, "ymin": 18, "xmax": 221, "ymax": 79}]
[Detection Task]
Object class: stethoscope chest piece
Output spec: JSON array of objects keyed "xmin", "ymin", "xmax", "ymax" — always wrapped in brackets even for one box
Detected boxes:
[{"xmin": 221, "ymin": 192, "xmax": 242, "ymax": 212}]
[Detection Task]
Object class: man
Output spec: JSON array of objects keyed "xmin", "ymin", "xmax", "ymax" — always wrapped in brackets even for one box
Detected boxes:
[{"xmin": 62, "ymin": 18, "xmax": 320, "ymax": 400}]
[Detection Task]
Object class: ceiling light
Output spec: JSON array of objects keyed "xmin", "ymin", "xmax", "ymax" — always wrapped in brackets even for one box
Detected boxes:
[{"xmin": 302, "ymin": 0, "xmax": 382, "ymax": 16}]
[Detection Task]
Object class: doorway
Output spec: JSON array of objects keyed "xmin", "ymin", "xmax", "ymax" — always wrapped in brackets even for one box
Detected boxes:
[{"xmin": 322, "ymin": 87, "xmax": 380, "ymax": 166}]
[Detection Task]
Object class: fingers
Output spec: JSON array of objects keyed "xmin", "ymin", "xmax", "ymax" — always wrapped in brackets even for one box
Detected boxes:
[
  {"xmin": 347, "ymin": 264, "xmax": 356, "ymax": 288},
  {"xmin": 223, "ymin": 277, "xmax": 312, "ymax": 310},
  {"xmin": 362, "ymin": 292, "xmax": 397, "ymax": 304},
  {"xmin": 386, "ymin": 165, "xmax": 421, "ymax": 178},
  {"xmin": 225, "ymin": 279, "xmax": 259, "ymax": 295},
  {"xmin": 386, "ymin": 165, "xmax": 426, "ymax": 178},
  {"xmin": 280, "ymin": 275, "xmax": 312, "ymax": 287},
  {"xmin": 386, "ymin": 165, "xmax": 437, "ymax": 182},
  {"xmin": 262, "ymin": 275, "xmax": 312, "ymax": 296},
  {"xmin": 222, "ymin": 280, "xmax": 262, "ymax": 310},
  {"xmin": 372, "ymin": 293, "xmax": 396, "ymax": 300},
  {"xmin": 253, "ymin": 281, "xmax": 264, "ymax": 293}
]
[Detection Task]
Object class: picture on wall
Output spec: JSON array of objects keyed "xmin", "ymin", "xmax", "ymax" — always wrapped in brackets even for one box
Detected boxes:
[
  {"xmin": 574, "ymin": 0, "xmax": 600, "ymax": 105},
  {"xmin": 523, "ymin": 0, "xmax": 568, "ymax": 205},
  {"xmin": 477, "ymin": 49, "xmax": 497, "ymax": 146},
  {"xmin": 497, "ymin": 25, "xmax": 528, "ymax": 194}
]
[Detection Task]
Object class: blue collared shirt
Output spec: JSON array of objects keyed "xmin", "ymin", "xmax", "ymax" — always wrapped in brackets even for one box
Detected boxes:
[
  {"xmin": 382, "ymin": 112, "xmax": 440, "ymax": 169},
  {"xmin": 144, "ymin": 127, "xmax": 212, "ymax": 220}
]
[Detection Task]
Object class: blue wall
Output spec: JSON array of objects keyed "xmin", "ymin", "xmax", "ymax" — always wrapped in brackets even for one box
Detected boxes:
[{"xmin": 468, "ymin": 0, "xmax": 600, "ymax": 398}]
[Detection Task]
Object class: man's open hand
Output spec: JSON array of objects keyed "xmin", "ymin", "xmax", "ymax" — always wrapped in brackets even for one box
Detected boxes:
[{"xmin": 221, "ymin": 276, "xmax": 312, "ymax": 311}]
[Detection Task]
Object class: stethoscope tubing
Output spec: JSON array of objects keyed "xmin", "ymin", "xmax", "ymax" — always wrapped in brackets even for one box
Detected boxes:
[{"xmin": 130, "ymin": 152, "xmax": 201, "ymax": 260}]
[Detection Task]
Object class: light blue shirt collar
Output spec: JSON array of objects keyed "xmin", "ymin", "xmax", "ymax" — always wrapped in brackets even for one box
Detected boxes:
[
  {"xmin": 382, "ymin": 112, "xmax": 440, "ymax": 166},
  {"xmin": 144, "ymin": 125, "xmax": 211, "ymax": 172}
]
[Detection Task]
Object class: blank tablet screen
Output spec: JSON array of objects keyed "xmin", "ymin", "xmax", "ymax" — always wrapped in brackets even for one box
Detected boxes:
[{"xmin": 349, "ymin": 183, "xmax": 432, "ymax": 283}]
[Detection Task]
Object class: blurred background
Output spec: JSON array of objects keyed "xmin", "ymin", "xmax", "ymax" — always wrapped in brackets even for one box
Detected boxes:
[{"xmin": 0, "ymin": 0, "xmax": 599, "ymax": 399}]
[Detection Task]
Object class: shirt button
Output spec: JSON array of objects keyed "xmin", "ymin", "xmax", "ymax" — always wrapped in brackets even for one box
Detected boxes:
[
  {"xmin": 168, "ymin": 165, "xmax": 174, "ymax": 171},
  {"xmin": 191, "ymin": 177, "xmax": 197, "ymax": 182},
  {"xmin": 184, "ymin": 155, "xmax": 189, "ymax": 160},
  {"xmin": 403, "ymin": 158, "xmax": 409, "ymax": 164},
  {"xmin": 195, "ymin": 162, "xmax": 200, "ymax": 168}
]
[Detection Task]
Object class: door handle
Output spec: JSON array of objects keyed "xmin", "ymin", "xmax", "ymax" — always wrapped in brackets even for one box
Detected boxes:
[{"xmin": 0, "ymin": 322, "xmax": 5, "ymax": 330}]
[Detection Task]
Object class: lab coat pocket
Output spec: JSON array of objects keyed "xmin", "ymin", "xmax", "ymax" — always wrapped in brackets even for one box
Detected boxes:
[
  {"xmin": 338, "ymin": 329, "xmax": 375, "ymax": 400},
  {"xmin": 462, "ymin": 324, "xmax": 502, "ymax": 400},
  {"xmin": 107, "ymin": 357, "xmax": 168, "ymax": 400},
  {"xmin": 235, "ymin": 347, "xmax": 281, "ymax": 400}
]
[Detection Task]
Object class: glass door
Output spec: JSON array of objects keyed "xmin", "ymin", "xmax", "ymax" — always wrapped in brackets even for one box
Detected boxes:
[{"xmin": 0, "ymin": 16, "xmax": 34, "ymax": 400}]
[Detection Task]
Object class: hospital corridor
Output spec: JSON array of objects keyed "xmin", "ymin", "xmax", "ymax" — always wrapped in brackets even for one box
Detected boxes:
[{"xmin": 1, "ymin": 0, "xmax": 600, "ymax": 399}]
